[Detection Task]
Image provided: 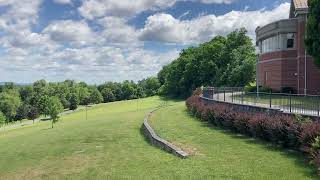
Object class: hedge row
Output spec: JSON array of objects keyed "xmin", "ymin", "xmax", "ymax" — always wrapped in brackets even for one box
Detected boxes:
[{"xmin": 186, "ymin": 95, "xmax": 320, "ymax": 171}]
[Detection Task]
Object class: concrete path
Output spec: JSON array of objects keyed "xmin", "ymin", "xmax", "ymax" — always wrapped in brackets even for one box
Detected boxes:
[{"xmin": 211, "ymin": 92, "xmax": 320, "ymax": 117}]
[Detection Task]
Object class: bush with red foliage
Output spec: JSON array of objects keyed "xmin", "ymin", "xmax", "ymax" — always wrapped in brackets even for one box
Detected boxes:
[{"xmin": 186, "ymin": 95, "xmax": 320, "ymax": 171}]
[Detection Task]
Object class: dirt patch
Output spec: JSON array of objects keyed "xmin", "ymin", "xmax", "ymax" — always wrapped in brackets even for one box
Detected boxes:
[{"xmin": 171, "ymin": 141, "xmax": 202, "ymax": 156}]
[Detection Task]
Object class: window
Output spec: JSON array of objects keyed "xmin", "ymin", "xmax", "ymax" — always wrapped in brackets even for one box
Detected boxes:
[
  {"xmin": 286, "ymin": 33, "xmax": 295, "ymax": 48},
  {"xmin": 260, "ymin": 33, "xmax": 296, "ymax": 54}
]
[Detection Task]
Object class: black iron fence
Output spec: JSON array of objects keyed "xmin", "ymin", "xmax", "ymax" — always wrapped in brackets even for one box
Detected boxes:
[{"xmin": 202, "ymin": 87, "xmax": 320, "ymax": 117}]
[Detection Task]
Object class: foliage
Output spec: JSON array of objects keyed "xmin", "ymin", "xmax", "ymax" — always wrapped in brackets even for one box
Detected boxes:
[
  {"xmin": 69, "ymin": 93, "xmax": 79, "ymax": 111},
  {"xmin": 0, "ymin": 112, "xmax": 6, "ymax": 127},
  {"xmin": 186, "ymin": 94, "xmax": 320, "ymax": 171},
  {"xmin": 0, "ymin": 91, "xmax": 21, "ymax": 120},
  {"xmin": 158, "ymin": 28, "xmax": 256, "ymax": 98},
  {"xmin": 305, "ymin": 0, "xmax": 320, "ymax": 67},
  {"xmin": 27, "ymin": 106, "xmax": 40, "ymax": 123},
  {"xmin": 0, "ymin": 78, "xmax": 162, "ymax": 123},
  {"xmin": 100, "ymin": 88, "xmax": 116, "ymax": 103},
  {"xmin": 47, "ymin": 97, "xmax": 64, "ymax": 128},
  {"xmin": 89, "ymin": 87, "xmax": 103, "ymax": 104}
]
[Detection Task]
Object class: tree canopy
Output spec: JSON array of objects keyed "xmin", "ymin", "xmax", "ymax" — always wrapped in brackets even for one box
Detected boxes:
[
  {"xmin": 306, "ymin": 0, "xmax": 320, "ymax": 67},
  {"xmin": 158, "ymin": 28, "xmax": 256, "ymax": 98}
]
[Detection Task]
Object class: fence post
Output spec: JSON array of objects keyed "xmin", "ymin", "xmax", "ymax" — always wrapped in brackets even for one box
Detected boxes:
[
  {"xmin": 232, "ymin": 89, "xmax": 234, "ymax": 103},
  {"xmin": 317, "ymin": 96, "xmax": 320, "ymax": 117},
  {"xmin": 224, "ymin": 87, "xmax": 226, "ymax": 102},
  {"xmin": 289, "ymin": 92, "xmax": 292, "ymax": 113},
  {"xmin": 241, "ymin": 89, "xmax": 244, "ymax": 104},
  {"xmin": 269, "ymin": 91, "xmax": 272, "ymax": 108}
]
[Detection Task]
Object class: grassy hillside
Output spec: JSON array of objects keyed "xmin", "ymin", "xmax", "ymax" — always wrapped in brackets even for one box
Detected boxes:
[{"xmin": 0, "ymin": 97, "xmax": 317, "ymax": 179}]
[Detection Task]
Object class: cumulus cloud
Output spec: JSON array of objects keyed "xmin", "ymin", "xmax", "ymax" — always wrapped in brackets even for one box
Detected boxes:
[
  {"xmin": 78, "ymin": 0, "xmax": 175, "ymax": 19},
  {"xmin": 43, "ymin": 20, "xmax": 95, "ymax": 46},
  {"xmin": 52, "ymin": 0, "xmax": 73, "ymax": 4},
  {"xmin": 0, "ymin": 1, "xmax": 291, "ymax": 83},
  {"xmin": 139, "ymin": 3, "xmax": 290, "ymax": 43}
]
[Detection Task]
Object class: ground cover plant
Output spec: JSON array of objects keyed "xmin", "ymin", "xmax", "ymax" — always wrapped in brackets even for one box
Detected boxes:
[{"xmin": 186, "ymin": 94, "xmax": 320, "ymax": 173}]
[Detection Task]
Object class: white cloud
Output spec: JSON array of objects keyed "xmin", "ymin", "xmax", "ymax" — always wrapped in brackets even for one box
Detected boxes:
[
  {"xmin": 98, "ymin": 17, "xmax": 139, "ymax": 45},
  {"xmin": 199, "ymin": 0, "xmax": 235, "ymax": 4},
  {"xmin": 53, "ymin": 0, "xmax": 72, "ymax": 4},
  {"xmin": 78, "ymin": 0, "xmax": 176, "ymax": 19},
  {"xmin": 43, "ymin": 20, "xmax": 95, "ymax": 46},
  {"xmin": 139, "ymin": 3, "xmax": 290, "ymax": 43}
]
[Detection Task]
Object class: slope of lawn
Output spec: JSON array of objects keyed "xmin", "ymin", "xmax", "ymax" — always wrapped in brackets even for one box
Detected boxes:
[
  {"xmin": 149, "ymin": 102, "xmax": 318, "ymax": 180},
  {"xmin": 0, "ymin": 97, "xmax": 317, "ymax": 179}
]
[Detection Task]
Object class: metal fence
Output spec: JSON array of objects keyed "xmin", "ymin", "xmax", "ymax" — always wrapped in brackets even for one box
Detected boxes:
[{"xmin": 202, "ymin": 87, "xmax": 320, "ymax": 117}]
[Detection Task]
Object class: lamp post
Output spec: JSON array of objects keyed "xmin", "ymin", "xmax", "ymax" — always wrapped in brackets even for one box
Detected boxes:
[{"xmin": 255, "ymin": 47, "xmax": 260, "ymax": 98}]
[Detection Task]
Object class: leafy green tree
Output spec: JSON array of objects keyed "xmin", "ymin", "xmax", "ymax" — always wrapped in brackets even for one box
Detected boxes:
[
  {"xmin": 101, "ymin": 88, "xmax": 116, "ymax": 103},
  {"xmin": 27, "ymin": 106, "xmax": 40, "ymax": 124},
  {"xmin": 47, "ymin": 97, "xmax": 64, "ymax": 128},
  {"xmin": 69, "ymin": 93, "xmax": 79, "ymax": 110},
  {"xmin": 15, "ymin": 103, "xmax": 30, "ymax": 121},
  {"xmin": 37, "ymin": 95, "xmax": 50, "ymax": 117},
  {"xmin": 139, "ymin": 77, "xmax": 160, "ymax": 96},
  {"xmin": 305, "ymin": 0, "xmax": 320, "ymax": 67},
  {"xmin": 0, "ymin": 111, "xmax": 6, "ymax": 128},
  {"xmin": 0, "ymin": 91, "xmax": 21, "ymax": 120},
  {"xmin": 157, "ymin": 28, "xmax": 256, "ymax": 98},
  {"xmin": 89, "ymin": 88, "xmax": 103, "ymax": 104},
  {"xmin": 19, "ymin": 86, "xmax": 34, "ymax": 103}
]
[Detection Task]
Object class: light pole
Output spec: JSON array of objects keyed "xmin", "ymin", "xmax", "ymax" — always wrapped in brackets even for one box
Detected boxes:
[{"xmin": 256, "ymin": 47, "xmax": 260, "ymax": 98}]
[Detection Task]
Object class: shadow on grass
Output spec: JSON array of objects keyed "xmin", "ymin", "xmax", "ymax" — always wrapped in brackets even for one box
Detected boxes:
[{"xmin": 183, "ymin": 109, "xmax": 318, "ymax": 178}]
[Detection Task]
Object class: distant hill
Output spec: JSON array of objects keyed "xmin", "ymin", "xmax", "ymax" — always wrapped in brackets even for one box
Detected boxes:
[{"xmin": 0, "ymin": 82, "xmax": 31, "ymax": 86}]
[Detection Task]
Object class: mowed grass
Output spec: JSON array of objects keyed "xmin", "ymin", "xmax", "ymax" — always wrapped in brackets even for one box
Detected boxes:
[
  {"xmin": 0, "ymin": 97, "xmax": 317, "ymax": 179},
  {"xmin": 149, "ymin": 102, "xmax": 318, "ymax": 180}
]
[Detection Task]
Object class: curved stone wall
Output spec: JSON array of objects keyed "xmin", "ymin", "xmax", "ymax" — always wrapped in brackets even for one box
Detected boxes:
[{"xmin": 142, "ymin": 109, "xmax": 189, "ymax": 158}]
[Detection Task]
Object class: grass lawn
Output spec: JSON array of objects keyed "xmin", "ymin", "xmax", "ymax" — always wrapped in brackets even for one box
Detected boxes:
[{"xmin": 0, "ymin": 97, "xmax": 317, "ymax": 179}]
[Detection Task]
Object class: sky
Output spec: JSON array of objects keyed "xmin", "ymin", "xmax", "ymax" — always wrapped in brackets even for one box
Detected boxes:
[{"xmin": 0, "ymin": 0, "xmax": 291, "ymax": 84}]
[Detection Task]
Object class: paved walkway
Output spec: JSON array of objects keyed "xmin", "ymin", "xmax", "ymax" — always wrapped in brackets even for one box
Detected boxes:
[{"xmin": 210, "ymin": 92, "xmax": 320, "ymax": 117}]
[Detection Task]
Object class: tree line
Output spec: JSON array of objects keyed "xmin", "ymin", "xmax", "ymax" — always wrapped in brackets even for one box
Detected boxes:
[
  {"xmin": 0, "ymin": 77, "xmax": 160, "ymax": 127},
  {"xmin": 157, "ymin": 28, "xmax": 256, "ymax": 98}
]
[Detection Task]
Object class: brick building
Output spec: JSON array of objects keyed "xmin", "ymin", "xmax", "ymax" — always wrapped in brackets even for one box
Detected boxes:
[{"xmin": 256, "ymin": 0, "xmax": 320, "ymax": 94}]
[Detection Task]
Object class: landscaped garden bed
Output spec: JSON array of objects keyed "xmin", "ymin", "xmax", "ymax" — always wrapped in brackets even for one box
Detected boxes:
[{"xmin": 186, "ymin": 94, "xmax": 320, "ymax": 173}]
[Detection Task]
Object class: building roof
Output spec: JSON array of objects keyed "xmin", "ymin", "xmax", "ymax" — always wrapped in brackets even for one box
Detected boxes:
[{"xmin": 293, "ymin": 0, "xmax": 308, "ymax": 9}]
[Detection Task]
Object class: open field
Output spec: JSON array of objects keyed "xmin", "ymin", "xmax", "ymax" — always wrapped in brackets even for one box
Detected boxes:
[{"xmin": 0, "ymin": 97, "xmax": 317, "ymax": 179}]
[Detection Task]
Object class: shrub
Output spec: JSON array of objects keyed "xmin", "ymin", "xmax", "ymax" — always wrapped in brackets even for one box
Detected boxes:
[
  {"xmin": 281, "ymin": 87, "xmax": 297, "ymax": 94},
  {"xmin": 186, "ymin": 94, "xmax": 320, "ymax": 171}
]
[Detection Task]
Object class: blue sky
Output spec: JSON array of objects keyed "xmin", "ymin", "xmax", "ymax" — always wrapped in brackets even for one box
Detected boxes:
[{"xmin": 0, "ymin": 0, "xmax": 291, "ymax": 84}]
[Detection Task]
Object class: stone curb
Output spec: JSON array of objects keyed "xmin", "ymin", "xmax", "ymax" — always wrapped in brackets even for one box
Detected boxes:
[{"xmin": 142, "ymin": 108, "xmax": 189, "ymax": 158}]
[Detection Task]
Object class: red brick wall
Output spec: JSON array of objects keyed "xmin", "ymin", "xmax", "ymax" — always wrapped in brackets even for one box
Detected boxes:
[{"xmin": 258, "ymin": 16, "xmax": 320, "ymax": 94}]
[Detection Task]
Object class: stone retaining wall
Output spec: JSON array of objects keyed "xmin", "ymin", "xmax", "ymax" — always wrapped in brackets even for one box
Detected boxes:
[{"xmin": 142, "ymin": 109, "xmax": 189, "ymax": 158}]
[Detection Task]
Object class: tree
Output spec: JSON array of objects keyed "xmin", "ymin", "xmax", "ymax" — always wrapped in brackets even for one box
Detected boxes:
[
  {"xmin": 101, "ymin": 88, "xmax": 116, "ymax": 103},
  {"xmin": 69, "ymin": 93, "xmax": 79, "ymax": 110},
  {"xmin": 0, "ymin": 111, "xmax": 6, "ymax": 129},
  {"xmin": 305, "ymin": 0, "xmax": 320, "ymax": 67},
  {"xmin": 27, "ymin": 106, "xmax": 40, "ymax": 124},
  {"xmin": 0, "ymin": 91, "xmax": 21, "ymax": 120},
  {"xmin": 47, "ymin": 97, "xmax": 63, "ymax": 128},
  {"xmin": 157, "ymin": 28, "xmax": 256, "ymax": 98},
  {"xmin": 15, "ymin": 103, "xmax": 30, "ymax": 122},
  {"xmin": 89, "ymin": 88, "xmax": 103, "ymax": 104},
  {"xmin": 37, "ymin": 95, "xmax": 50, "ymax": 117}
]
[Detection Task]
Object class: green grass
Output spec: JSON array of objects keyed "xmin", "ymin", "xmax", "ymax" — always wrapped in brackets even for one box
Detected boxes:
[
  {"xmin": 149, "ymin": 102, "xmax": 318, "ymax": 179},
  {"xmin": 0, "ymin": 97, "xmax": 317, "ymax": 179}
]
